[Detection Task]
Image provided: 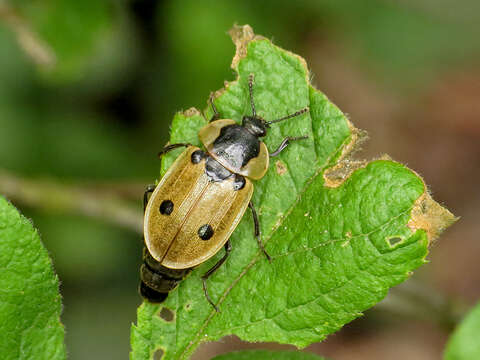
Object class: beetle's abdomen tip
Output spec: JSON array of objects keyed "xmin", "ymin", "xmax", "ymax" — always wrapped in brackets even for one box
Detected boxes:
[{"xmin": 139, "ymin": 281, "xmax": 169, "ymax": 303}]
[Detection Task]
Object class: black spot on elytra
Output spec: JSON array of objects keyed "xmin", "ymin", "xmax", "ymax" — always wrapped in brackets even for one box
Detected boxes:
[
  {"xmin": 233, "ymin": 174, "xmax": 246, "ymax": 191},
  {"xmin": 191, "ymin": 150, "xmax": 205, "ymax": 164},
  {"xmin": 159, "ymin": 200, "xmax": 174, "ymax": 215},
  {"xmin": 198, "ymin": 224, "xmax": 214, "ymax": 240}
]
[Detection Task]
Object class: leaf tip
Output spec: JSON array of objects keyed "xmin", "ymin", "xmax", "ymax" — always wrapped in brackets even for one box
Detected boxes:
[
  {"xmin": 407, "ymin": 192, "xmax": 458, "ymax": 244},
  {"xmin": 182, "ymin": 107, "xmax": 203, "ymax": 118}
]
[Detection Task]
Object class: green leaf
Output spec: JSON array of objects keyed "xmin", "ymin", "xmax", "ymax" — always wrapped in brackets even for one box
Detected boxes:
[
  {"xmin": 212, "ymin": 350, "xmax": 325, "ymax": 360},
  {"xmin": 131, "ymin": 25, "xmax": 456, "ymax": 360},
  {"xmin": 444, "ymin": 302, "xmax": 480, "ymax": 360},
  {"xmin": 0, "ymin": 196, "xmax": 65, "ymax": 359}
]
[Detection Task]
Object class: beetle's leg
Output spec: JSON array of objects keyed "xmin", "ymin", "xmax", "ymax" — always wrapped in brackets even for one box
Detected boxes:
[
  {"xmin": 157, "ymin": 143, "xmax": 192, "ymax": 160},
  {"xmin": 143, "ymin": 184, "xmax": 156, "ymax": 212},
  {"xmin": 201, "ymin": 241, "xmax": 232, "ymax": 312},
  {"xmin": 248, "ymin": 201, "xmax": 271, "ymax": 262},
  {"xmin": 248, "ymin": 73, "xmax": 257, "ymax": 117},
  {"xmin": 209, "ymin": 93, "xmax": 220, "ymax": 122},
  {"xmin": 269, "ymin": 136, "xmax": 309, "ymax": 157}
]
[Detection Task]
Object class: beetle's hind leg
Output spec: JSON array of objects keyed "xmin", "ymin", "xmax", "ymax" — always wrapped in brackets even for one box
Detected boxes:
[
  {"xmin": 249, "ymin": 201, "xmax": 271, "ymax": 262},
  {"xmin": 201, "ymin": 241, "xmax": 232, "ymax": 312}
]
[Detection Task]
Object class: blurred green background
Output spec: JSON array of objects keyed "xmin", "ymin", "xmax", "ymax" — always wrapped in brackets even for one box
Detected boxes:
[{"xmin": 0, "ymin": 1, "xmax": 479, "ymax": 359}]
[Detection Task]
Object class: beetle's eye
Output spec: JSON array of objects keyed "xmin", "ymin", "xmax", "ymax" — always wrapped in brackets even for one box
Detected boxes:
[{"xmin": 159, "ymin": 200, "xmax": 174, "ymax": 215}]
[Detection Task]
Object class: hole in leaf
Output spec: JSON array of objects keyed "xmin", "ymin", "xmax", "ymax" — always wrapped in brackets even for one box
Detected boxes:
[
  {"xmin": 387, "ymin": 236, "xmax": 403, "ymax": 247},
  {"xmin": 158, "ymin": 307, "xmax": 174, "ymax": 322},
  {"xmin": 153, "ymin": 348, "xmax": 164, "ymax": 360}
]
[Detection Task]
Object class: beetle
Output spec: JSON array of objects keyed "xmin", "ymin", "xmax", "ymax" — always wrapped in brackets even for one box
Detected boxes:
[{"xmin": 140, "ymin": 74, "xmax": 309, "ymax": 311}]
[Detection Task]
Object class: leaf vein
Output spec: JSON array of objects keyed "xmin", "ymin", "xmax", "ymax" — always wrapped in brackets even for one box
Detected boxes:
[{"xmin": 206, "ymin": 207, "xmax": 415, "ymax": 337}]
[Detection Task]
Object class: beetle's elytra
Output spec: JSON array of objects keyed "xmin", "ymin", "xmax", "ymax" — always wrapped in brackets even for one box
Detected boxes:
[{"xmin": 140, "ymin": 74, "xmax": 309, "ymax": 311}]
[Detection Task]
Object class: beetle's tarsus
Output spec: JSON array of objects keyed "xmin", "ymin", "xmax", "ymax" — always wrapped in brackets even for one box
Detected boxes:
[
  {"xmin": 269, "ymin": 135, "xmax": 309, "ymax": 157},
  {"xmin": 264, "ymin": 249, "xmax": 272, "ymax": 263},
  {"xmin": 200, "ymin": 241, "xmax": 232, "ymax": 311},
  {"xmin": 209, "ymin": 93, "xmax": 220, "ymax": 122},
  {"xmin": 248, "ymin": 201, "xmax": 272, "ymax": 261},
  {"xmin": 202, "ymin": 276, "xmax": 220, "ymax": 312}
]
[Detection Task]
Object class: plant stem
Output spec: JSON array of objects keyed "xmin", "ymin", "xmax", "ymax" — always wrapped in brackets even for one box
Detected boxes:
[
  {"xmin": 0, "ymin": 1, "xmax": 56, "ymax": 68},
  {"xmin": 0, "ymin": 169, "xmax": 143, "ymax": 233}
]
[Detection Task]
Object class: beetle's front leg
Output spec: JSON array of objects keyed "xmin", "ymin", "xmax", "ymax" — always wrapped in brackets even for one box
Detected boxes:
[
  {"xmin": 158, "ymin": 143, "xmax": 192, "ymax": 160},
  {"xmin": 269, "ymin": 136, "xmax": 308, "ymax": 157},
  {"xmin": 201, "ymin": 241, "xmax": 232, "ymax": 312},
  {"xmin": 248, "ymin": 201, "xmax": 271, "ymax": 262}
]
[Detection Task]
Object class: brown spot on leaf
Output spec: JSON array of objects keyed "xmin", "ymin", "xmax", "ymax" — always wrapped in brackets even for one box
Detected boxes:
[
  {"xmin": 183, "ymin": 107, "xmax": 201, "ymax": 118},
  {"xmin": 324, "ymin": 159, "xmax": 368, "ymax": 188},
  {"xmin": 229, "ymin": 25, "xmax": 264, "ymax": 69},
  {"xmin": 153, "ymin": 349, "xmax": 164, "ymax": 360},
  {"xmin": 275, "ymin": 160, "xmax": 287, "ymax": 175},
  {"xmin": 323, "ymin": 124, "xmax": 368, "ymax": 188},
  {"xmin": 408, "ymin": 192, "xmax": 458, "ymax": 244},
  {"xmin": 228, "ymin": 25, "xmax": 310, "ymax": 83},
  {"xmin": 157, "ymin": 307, "xmax": 174, "ymax": 322}
]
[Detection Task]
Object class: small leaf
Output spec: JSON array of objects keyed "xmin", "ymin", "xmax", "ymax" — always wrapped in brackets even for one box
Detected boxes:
[
  {"xmin": 131, "ymin": 25, "xmax": 456, "ymax": 360},
  {"xmin": 212, "ymin": 350, "xmax": 326, "ymax": 360},
  {"xmin": 0, "ymin": 196, "xmax": 65, "ymax": 359},
  {"xmin": 444, "ymin": 302, "xmax": 480, "ymax": 360}
]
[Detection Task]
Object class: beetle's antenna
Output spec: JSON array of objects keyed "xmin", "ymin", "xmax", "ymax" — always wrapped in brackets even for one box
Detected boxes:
[
  {"xmin": 248, "ymin": 74, "xmax": 256, "ymax": 117},
  {"xmin": 265, "ymin": 107, "xmax": 309, "ymax": 125}
]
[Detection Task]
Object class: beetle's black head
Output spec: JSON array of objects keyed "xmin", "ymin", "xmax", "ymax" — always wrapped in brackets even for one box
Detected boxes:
[{"xmin": 242, "ymin": 115, "xmax": 269, "ymax": 138}]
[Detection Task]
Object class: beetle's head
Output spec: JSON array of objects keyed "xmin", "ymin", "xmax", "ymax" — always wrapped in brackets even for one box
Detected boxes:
[
  {"xmin": 242, "ymin": 107, "xmax": 310, "ymax": 138},
  {"xmin": 242, "ymin": 115, "xmax": 269, "ymax": 138}
]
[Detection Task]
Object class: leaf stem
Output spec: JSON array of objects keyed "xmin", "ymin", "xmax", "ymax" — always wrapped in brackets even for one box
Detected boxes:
[
  {"xmin": 0, "ymin": 169, "xmax": 144, "ymax": 233},
  {"xmin": 0, "ymin": 1, "xmax": 56, "ymax": 68}
]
